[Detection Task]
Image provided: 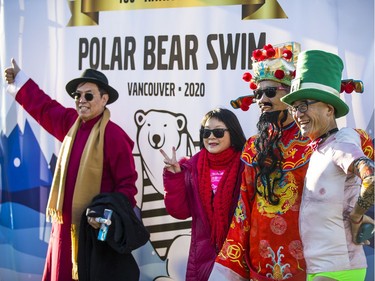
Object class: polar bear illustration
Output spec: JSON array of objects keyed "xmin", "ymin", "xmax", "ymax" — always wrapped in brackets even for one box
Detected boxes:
[
  {"xmin": 134, "ymin": 109, "xmax": 198, "ymax": 195},
  {"xmin": 133, "ymin": 109, "xmax": 198, "ymax": 269}
]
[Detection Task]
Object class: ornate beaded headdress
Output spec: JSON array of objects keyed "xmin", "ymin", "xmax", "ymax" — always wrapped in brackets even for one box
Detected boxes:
[{"xmin": 231, "ymin": 42, "xmax": 301, "ymax": 111}]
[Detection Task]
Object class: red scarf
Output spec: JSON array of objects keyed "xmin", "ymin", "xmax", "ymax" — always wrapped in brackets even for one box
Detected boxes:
[{"xmin": 197, "ymin": 147, "xmax": 241, "ymax": 249}]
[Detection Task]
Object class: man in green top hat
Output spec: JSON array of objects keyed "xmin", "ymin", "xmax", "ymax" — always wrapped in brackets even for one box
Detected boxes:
[{"xmin": 281, "ymin": 50, "xmax": 374, "ymax": 281}]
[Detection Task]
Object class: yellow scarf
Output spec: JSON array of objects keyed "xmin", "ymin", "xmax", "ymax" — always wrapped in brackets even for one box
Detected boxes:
[{"xmin": 46, "ymin": 108, "xmax": 110, "ymax": 280}]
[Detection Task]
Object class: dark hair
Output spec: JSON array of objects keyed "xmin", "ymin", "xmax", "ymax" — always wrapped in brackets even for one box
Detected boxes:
[
  {"xmin": 199, "ymin": 108, "xmax": 246, "ymax": 151},
  {"xmin": 99, "ymin": 88, "xmax": 108, "ymax": 98}
]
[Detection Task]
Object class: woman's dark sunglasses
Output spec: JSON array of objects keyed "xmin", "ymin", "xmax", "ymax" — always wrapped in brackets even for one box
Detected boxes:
[
  {"xmin": 253, "ymin": 86, "xmax": 286, "ymax": 99},
  {"xmin": 72, "ymin": 92, "xmax": 94, "ymax": 101},
  {"xmin": 201, "ymin": 128, "xmax": 229, "ymax": 139}
]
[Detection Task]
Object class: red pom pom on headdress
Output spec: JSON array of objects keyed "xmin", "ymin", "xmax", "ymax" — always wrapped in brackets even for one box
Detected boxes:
[
  {"xmin": 240, "ymin": 96, "xmax": 254, "ymax": 111},
  {"xmin": 274, "ymin": 69, "xmax": 285, "ymax": 80},
  {"xmin": 235, "ymin": 42, "xmax": 300, "ymax": 112},
  {"xmin": 230, "ymin": 95, "xmax": 255, "ymax": 111},
  {"xmin": 344, "ymin": 83, "xmax": 354, "ymax": 93},
  {"xmin": 242, "ymin": 72, "xmax": 258, "ymax": 91},
  {"xmin": 282, "ymin": 49, "xmax": 293, "ymax": 60},
  {"xmin": 242, "ymin": 72, "xmax": 252, "ymax": 82},
  {"xmin": 242, "ymin": 96, "xmax": 253, "ymax": 106},
  {"xmin": 240, "ymin": 104, "xmax": 250, "ymax": 111},
  {"xmin": 249, "ymin": 82, "xmax": 258, "ymax": 90},
  {"xmin": 340, "ymin": 79, "xmax": 364, "ymax": 94},
  {"xmin": 253, "ymin": 49, "xmax": 263, "ymax": 61},
  {"xmin": 266, "ymin": 48, "xmax": 276, "ymax": 58}
]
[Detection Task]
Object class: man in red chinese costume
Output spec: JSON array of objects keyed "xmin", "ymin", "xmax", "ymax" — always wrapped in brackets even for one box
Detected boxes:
[{"xmin": 209, "ymin": 42, "xmax": 311, "ymax": 281}]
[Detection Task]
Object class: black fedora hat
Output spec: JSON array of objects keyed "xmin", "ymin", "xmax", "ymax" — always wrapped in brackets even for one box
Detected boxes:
[{"xmin": 65, "ymin": 69, "xmax": 119, "ymax": 104}]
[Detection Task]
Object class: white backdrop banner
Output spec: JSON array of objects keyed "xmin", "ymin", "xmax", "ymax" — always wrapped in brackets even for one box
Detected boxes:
[{"xmin": 0, "ymin": 0, "xmax": 373, "ymax": 280}]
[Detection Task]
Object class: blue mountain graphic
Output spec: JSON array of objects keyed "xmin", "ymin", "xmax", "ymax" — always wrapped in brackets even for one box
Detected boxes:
[
  {"xmin": 0, "ymin": 119, "xmax": 55, "ymax": 231},
  {"xmin": 0, "ymin": 120, "xmax": 54, "ymax": 214}
]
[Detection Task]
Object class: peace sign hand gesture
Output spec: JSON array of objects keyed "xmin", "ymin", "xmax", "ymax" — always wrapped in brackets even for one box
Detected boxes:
[{"xmin": 160, "ymin": 147, "xmax": 181, "ymax": 173}]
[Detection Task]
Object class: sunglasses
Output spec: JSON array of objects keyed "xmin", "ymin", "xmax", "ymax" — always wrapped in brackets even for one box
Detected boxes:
[
  {"xmin": 253, "ymin": 86, "xmax": 286, "ymax": 99},
  {"xmin": 201, "ymin": 128, "xmax": 229, "ymax": 139},
  {"xmin": 288, "ymin": 100, "xmax": 320, "ymax": 115},
  {"xmin": 72, "ymin": 92, "xmax": 95, "ymax": 101}
]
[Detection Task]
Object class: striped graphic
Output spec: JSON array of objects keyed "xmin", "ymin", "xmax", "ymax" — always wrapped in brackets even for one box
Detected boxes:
[{"xmin": 140, "ymin": 171, "xmax": 192, "ymax": 259}]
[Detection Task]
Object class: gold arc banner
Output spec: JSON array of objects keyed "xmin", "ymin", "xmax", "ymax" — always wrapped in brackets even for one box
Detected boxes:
[{"xmin": 67, "ymin": 0, "xmax": 287, "ymax": 26}]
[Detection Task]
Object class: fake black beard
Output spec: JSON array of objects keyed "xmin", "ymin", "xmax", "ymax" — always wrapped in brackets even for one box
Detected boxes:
[
  {"xmin": 256, "ymin": 110, "xmax": 288, "ymax": 147},
  {"xmin": 253, "ymin": 109, "xmax": 288, "ymax": 205}
]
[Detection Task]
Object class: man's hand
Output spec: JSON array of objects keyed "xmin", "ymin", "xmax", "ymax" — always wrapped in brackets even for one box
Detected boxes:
[
  {"xmin": 86, "ymin": 209, "xmax": 101, "ymax": 229},
  {"xmin": 349, "ymin": 214, "xmax": 374, "ymax": 245},
  {"xmin": 4, "ymin": 58, "xmax": 21, "ymax": 84}
]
